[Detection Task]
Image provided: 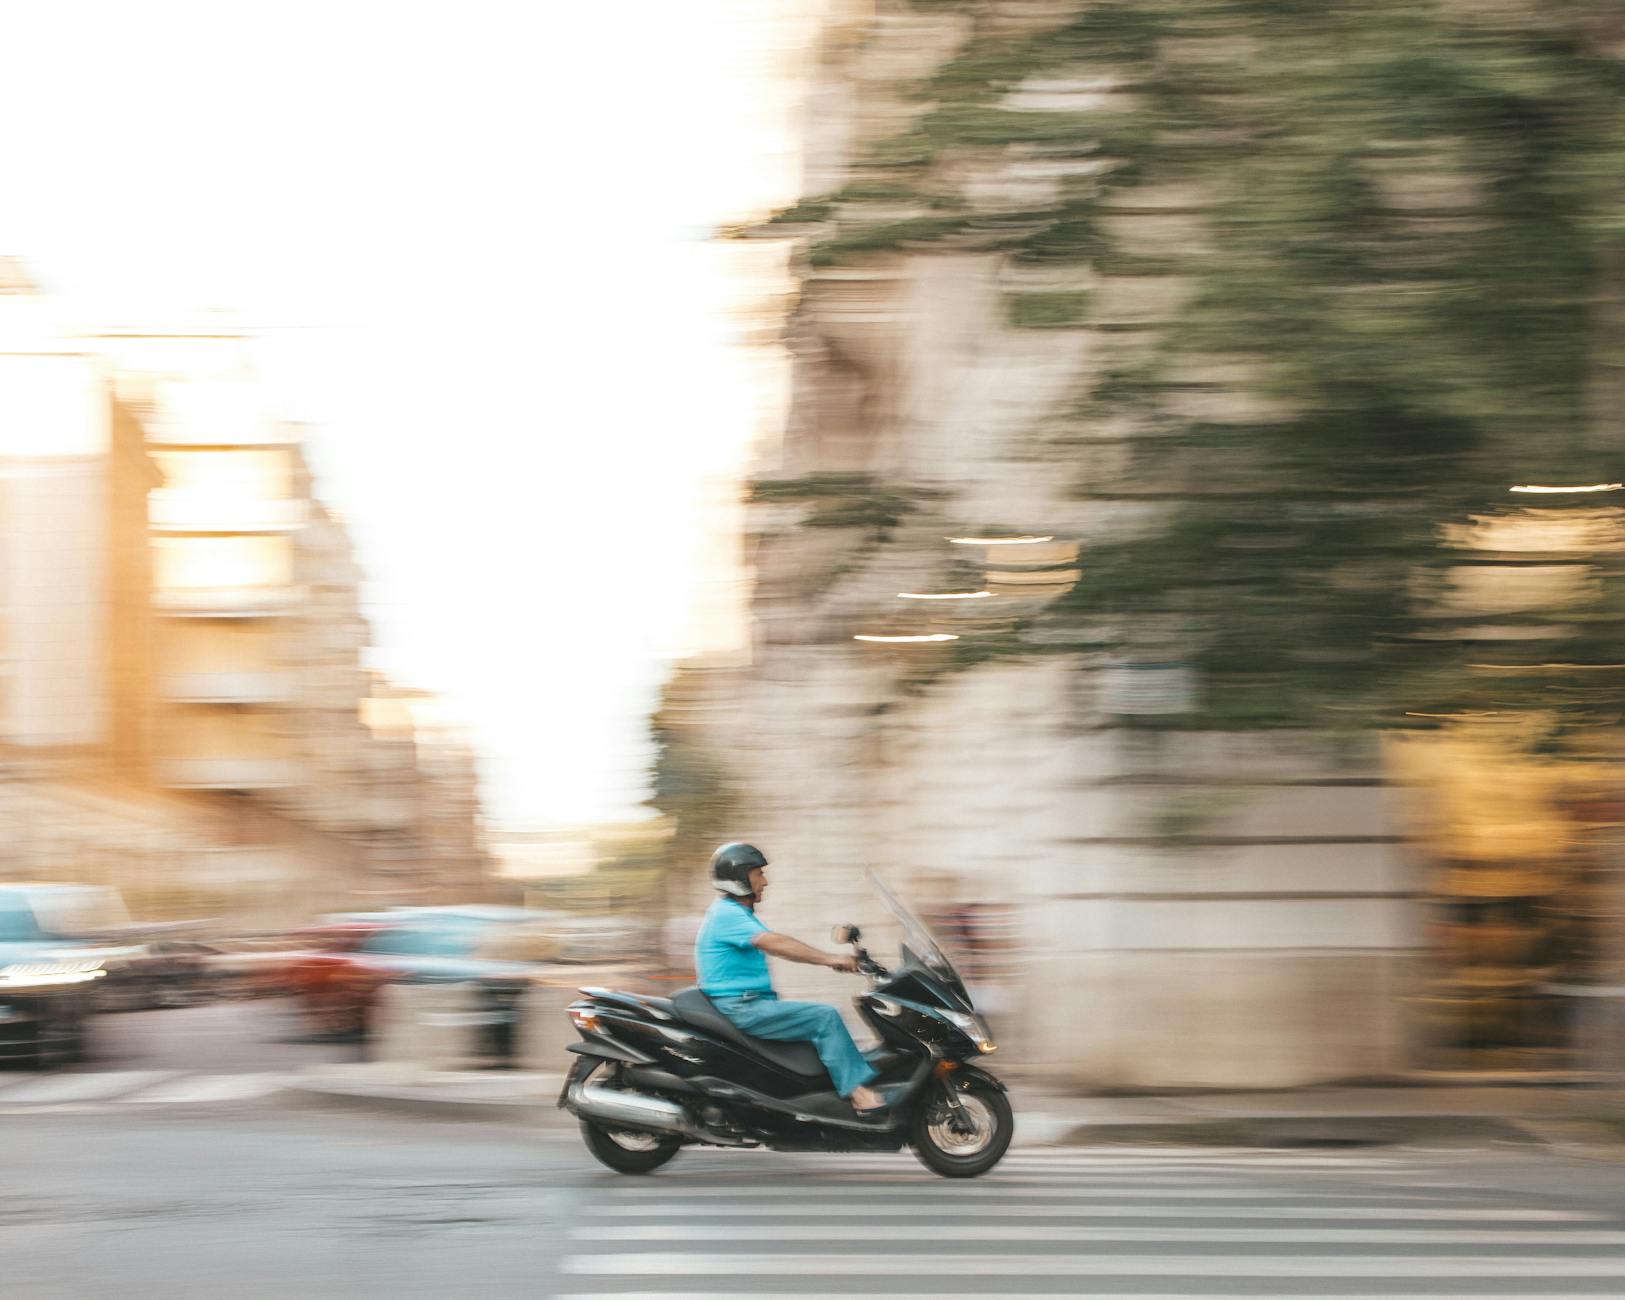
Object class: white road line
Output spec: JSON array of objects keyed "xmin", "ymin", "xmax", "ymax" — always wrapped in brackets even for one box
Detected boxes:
[
  {"xmin": 555, "ymin": 1295, "xmax": 1625, "ymax": 1300},
  {"xmin": 562, "ymin": 1252, "xmax": 1625, "ymax": 1278},
  {"xmin": 619, "ymin": 1162, "xmax": 1418, "ymax": 1178},
  {"xmin": 933, "ymin": 1154, "xmax": 1423, "ymax": 1168},
  {"xmin": 585, "ymin": 1202, "xmax": 1609, "ymax": 1222},
  {"xmin": 572, "ymin": 1224, "xmax": 1625, "ymax": 1245},
  {"xmin": 602, "ymin": 1185, "xmax": 1455, "ymax": 1201},
  {"xmin": 663, "ymin": 1150, "xmax": 1423, "ymax": 1170},
  {"xmin": 607, "ymin": 1175, "xmax": 1238, "ymax": 1188},
  {"xmin": 609, "ymin": 1165, "xmax": 1266, "ymax": 1180},
  {"xmin": 118, "ymin": 1073, "xmax": 283, "ymax": 1105},
  {"xmin": 994, "ymin": 1149, "xmax": 1424, "ymax": 1164},
  {"xmin": 0, "ymin": 1070, "xmax": 178, "ymax": 1103},
  {"xmin": 669, "ymin": 1156, "xmax": 1423, "ymax": 1173}
]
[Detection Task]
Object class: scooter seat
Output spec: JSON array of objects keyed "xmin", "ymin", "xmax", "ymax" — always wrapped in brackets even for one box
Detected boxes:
[{"xmin": 670, "ymin": 987, "xmax": 829, "ymax": 1080}]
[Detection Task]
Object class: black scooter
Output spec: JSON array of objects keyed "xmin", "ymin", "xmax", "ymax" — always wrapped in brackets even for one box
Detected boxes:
[{"xmin": 558, "ymin": 874, "xmax": 1012, "ymax": 1178}]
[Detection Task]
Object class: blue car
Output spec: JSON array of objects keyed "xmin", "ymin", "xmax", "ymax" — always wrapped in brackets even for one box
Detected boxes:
[{"xmin": 0, "ymin": 884, "xmax": 118, "ymax": 1067}]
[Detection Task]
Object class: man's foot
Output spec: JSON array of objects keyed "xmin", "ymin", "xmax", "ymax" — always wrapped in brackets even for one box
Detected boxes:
[{"xmin": 850, "ymin": 1084, "xmax": 886, "ymax": 1113}]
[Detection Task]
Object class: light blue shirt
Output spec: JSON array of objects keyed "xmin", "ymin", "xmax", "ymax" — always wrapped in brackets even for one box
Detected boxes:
[{"xmin": 695, "ymin": 897, "xmax": 772, "ymax": 997}]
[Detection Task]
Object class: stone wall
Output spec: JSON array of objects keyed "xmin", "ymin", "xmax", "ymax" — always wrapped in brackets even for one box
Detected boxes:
[
  {"xmin": 671, "ymin": 3, "xmax": 1425, "ymax": 1088},
  {"xmin": 702, "ymin": 650, "xmax": 1417, "ymax": 1086}
]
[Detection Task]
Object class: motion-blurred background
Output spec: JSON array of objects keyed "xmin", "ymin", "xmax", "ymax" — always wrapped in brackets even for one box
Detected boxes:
[{"xmin": 2, "ymin": 0, "xmax": 1625, "ymax": 1092}]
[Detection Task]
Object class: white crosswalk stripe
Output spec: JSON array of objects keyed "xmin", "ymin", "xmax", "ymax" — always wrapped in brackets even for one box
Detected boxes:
[
  {"xmin": 575, "ymin": 1223, "xmax": 1625, "ymax": 1245},
  {"xmin": 602, "ymin": 1182, "xmax": 1442, "ymax": 1199},
  {"xmin": 559, "ymin": 1149, "xmax": 1625, "ymax": 1297},
  {"xmin": 565, "ymin": 1253, "xmax": 1625, "ymax": 1278},
  {"xmin": 0, "ymin": 1070, "xmax": 287, "ymax": 1109},
  {"xmin": 587, "ymin": 1201, "xmax": 1605, "ymax": 1221}
]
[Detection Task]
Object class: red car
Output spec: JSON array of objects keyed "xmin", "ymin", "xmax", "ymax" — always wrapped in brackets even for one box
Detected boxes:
[
  {"xmin": 283, "ymin": 910, "xmax": 542, "ymax": 1040},
  {"xmin": 277, "ymin": 923, "xmax": 394, "ymax": 1036}
]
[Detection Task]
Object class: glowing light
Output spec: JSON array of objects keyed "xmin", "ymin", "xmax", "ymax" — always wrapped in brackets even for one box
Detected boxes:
[
  {"xmin": 1509, "ymin": 483, "xmax": 1623, "ymax": 494},
  {"xmin": 0, "ymin": 958, "xmax": 106, "ymax": 988},
  {"xmin": 896, "ymin": 591, "xmax": 992, "ymax": 601},
  {"xmin": 947, "ymin": 535, "xmax": 1055, "ymax": 545},
  {"xmin": 853, "ymin": 634, "xmax": 960, "ymax": 643}
]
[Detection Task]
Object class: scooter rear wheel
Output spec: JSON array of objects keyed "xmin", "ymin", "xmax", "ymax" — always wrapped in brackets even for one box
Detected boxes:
[
  {"xmin": 910, "ymin": 1076, "xmax": 1013, "ymax": 1178},
  {"xmin": 580, "ymin": 1119, "xmax": 683, "ymax": 1174}
]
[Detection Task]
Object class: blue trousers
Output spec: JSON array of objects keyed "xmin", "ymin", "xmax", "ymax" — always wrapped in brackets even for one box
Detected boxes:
[{"xmin": 713, "ymin": 994, "xmax": 878, "ymax": 1097}]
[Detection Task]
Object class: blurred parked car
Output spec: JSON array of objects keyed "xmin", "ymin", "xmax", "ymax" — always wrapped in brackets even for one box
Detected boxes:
[
  {"xmin": 0, "ymin": 883, "xmax": 120, "ymax": 1065},
  {"xmin": 203, "ymin": 933, "xmax": 340, "ymax": 1000},
  {"xmin": 285, "ymin": 909, "xmax": 539, "ymax": 1041},
  {"xmin": 483, "ymin": 912, "xmax": 653, "ymax": 964},
  {"xmin": 94, "ymin": 940, "xmax": 219, "ymax": 1012},
  {"xmin": 0, "ymin": 882, "xmax": 214, "ymax": 1017}
]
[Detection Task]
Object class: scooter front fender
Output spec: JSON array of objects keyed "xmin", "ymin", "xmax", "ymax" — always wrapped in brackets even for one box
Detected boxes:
[{"xmin": 950, "ymin": 1063, "xmax": 1006, "ymax": 1093}]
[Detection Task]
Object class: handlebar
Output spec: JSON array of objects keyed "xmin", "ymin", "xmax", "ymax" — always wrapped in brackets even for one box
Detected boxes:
[
  {"xmin": 853, "ymin": 946, "xmax": 889, "ymax": 981},
  {"xmin": 832, "ymin": 923, "xmax": 887, "ymax": 980}
]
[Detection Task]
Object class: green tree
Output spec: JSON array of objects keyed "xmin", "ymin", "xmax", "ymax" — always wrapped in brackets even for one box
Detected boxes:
[{"xmin": 793, "ymin": 0, "xmax": 1625, "ymax": 734}]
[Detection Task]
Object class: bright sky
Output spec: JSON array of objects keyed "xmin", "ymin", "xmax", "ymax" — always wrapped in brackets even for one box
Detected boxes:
[{"xmin": 0, "ymin": 1, "xmax": 823, "ymax": 827}]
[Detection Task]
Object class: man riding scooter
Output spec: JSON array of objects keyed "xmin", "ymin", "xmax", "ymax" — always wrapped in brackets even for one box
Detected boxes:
[{"xmin": 696, "ymin": 843, "xmax": 889, "ymax": 1117}]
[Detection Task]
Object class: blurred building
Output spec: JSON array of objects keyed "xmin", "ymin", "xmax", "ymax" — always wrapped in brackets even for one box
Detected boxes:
[
  {"xmin": 359, "ymin": 676, "xmax": 492, "ymax": 904},
  {"xmin": 0, "ymin": 269, "xmax": 492, "ymax": 924},
  {"xmin": 662, "ymin": 8, "xmax": 1428, "ymax": 1088},
  {"xmin": 702, "ymin": 2, "xmax": 1625, "ymax": 1089},
  {"xmin": 101, "ymin": 322, "xmax": 495, "ymax": 921},
  {"xmin": 0, "ymin": 259, "xmax": 232, "ymax": 911},
  {"xmin": 0, "ymin": 257, "xmax": 128, "ymax": 758},
  {"xmin": 491, "ymin": 828, "xmax": 598, "ymax": 891}
]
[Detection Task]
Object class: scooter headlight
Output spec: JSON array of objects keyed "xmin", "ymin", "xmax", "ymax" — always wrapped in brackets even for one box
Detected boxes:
[
  {"xmin": 940, "ymin": 1007, "xmax": 995, "ymax": 1052},
  {"xmin": 0, "ymin": 958, "xmax": 106, "ymax": 989}
]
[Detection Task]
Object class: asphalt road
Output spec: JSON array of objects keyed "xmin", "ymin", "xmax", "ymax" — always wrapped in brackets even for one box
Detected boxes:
[
  {"xmin": 4, "ymin": 1005, "xmax": 1625, "ymax": 1298},
  {"xmin": 67, "ymin": 998, "xmax": 364, "ymax": 1074},
  {"xmin": 0, "ymin": 999, "xmax": 361, "ymax": 1111}
]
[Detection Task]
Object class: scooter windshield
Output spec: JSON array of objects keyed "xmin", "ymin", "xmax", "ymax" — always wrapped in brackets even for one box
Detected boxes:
[{"xmin": 866, "ymin": 869, "xmax": 973, "ymax": 1001}]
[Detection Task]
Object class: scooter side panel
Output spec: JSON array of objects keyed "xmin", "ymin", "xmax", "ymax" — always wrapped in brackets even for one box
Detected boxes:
[{"xmin": 587, "ymin": 1006, "xmax": 832, "ymax": 1101}]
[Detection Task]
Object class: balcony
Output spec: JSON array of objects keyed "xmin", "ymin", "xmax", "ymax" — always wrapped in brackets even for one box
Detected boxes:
[
  {"xmin": 159, "ymin": 671, "xmax": 297, "ymax": 705},
  {"xmin": 149, "ymin": 494, "xmax": 308, "ymax": 535},
  {"xmin": 157, "ymin": 757, "xmax": 301, "ymax": 791},
  {"xmin": 153, "ymin": 585, "xmax": 304, "ymax": 618}
]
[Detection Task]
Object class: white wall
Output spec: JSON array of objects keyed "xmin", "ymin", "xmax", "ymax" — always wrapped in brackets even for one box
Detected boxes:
[{"xmin": 0, "ymin": 351, "xmax": 111, "ymax": 747}]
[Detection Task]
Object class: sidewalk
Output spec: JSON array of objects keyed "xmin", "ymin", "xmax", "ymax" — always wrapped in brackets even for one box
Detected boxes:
[{"xmin": 285, "ymin": 1062, "xmax": 1625, "ymax": 1152}]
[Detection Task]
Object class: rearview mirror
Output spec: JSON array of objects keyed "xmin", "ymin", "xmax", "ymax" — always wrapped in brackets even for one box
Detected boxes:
[{"xmin": 830, "ymin": 924, "xmax": 859, "ymax": 945}]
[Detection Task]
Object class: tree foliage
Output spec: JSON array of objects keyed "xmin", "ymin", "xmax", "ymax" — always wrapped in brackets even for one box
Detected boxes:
[{"xmin": 789, "ymin": 0, "xmax": 1625, "ymax": 732}]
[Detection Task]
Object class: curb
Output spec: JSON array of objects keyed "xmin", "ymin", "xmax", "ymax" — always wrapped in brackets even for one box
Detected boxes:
[
  {"xmin": 283, "ymin": 1077, "xmax": 565, "ymax": 1124},
  {"xmin": 1054, "ymin": 1115, "xmax": 1548, "ymax": 1148},
  {"xmin": 282, "ymin": 1076, "xmax": 1562, "ymax": 1151},
  {"xmin": 285, "ymin": 1078, "xmax": 1075, "ymax": 1148}
]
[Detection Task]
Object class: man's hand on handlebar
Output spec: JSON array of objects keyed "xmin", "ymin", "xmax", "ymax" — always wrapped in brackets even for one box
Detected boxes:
[{"xmin": 825, "ymin": 953, "xmax": 860, "ymax": 973}]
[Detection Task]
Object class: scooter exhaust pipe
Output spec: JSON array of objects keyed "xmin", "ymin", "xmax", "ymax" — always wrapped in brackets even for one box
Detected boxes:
[{"xmin": 567, "ymin": 1077, "xmax": 692, "ymax": 1136}]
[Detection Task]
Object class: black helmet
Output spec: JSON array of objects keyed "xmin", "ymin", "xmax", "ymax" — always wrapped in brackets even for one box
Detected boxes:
[{"xmin": 710, "ymin": 842, "xmax": 768, "ymax": 899}]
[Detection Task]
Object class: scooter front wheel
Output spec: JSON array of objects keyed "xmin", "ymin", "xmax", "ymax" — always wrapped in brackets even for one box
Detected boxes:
[
  {"xmin": 580, "ymin": 1119, "xmax": 683, "ymax": 1175},
  {"xmin": 910, "ymin": 1075, "xmax": 1013, "ymax": 1178}
]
